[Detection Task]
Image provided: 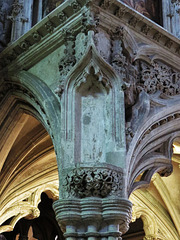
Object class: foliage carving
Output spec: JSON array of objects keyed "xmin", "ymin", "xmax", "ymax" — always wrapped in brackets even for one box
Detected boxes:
[
  {"xmin": 63, "ymin": 168, "xmax": 123, "ymax": 198},
  {"xmin": 138, "ymin": 61, "xmax": 180, "ymax": 96}
]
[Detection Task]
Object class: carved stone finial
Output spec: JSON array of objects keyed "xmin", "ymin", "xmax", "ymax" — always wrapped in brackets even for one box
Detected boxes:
[{"xmin": 12, "ymin": 0, "xmax": 23, "ymax": 16}]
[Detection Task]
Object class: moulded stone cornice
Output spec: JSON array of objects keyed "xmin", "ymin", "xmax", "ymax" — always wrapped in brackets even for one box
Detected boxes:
[{"xmin": 0, "ymin": 0, "xmax": 180, "ymax": 74}]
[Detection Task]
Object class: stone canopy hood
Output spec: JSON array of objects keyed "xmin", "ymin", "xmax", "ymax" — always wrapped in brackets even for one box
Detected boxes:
[{"xmin": 0, "ymin": 0, "xmax": 180, "ymax": 239}]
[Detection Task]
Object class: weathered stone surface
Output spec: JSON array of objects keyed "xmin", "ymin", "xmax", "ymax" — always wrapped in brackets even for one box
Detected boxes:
[
  {"xmin": 1, "ymin": 0, "xmax": 180, "ymax": 239},
  {"xmin": 53, "ymin": 197, "xmax": 132, "ymax": 238},
  {"xmin": 0, "ymin": 0, "xmax": 13, "ymax": 51},
  {"xmin": 63, "ymin": 167, "xmax": 123, "ymax": 198}
]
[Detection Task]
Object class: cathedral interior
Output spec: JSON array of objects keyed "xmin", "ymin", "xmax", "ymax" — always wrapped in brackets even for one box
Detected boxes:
[{"xmin": 0, "ymin": 1, "xmax": 180, "ymax": 240}]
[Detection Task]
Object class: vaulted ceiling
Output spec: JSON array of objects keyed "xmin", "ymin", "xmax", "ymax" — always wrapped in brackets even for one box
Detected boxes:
[{"xmin": 0, "ymin": 104, "xmax": 59, "ymax": 233}]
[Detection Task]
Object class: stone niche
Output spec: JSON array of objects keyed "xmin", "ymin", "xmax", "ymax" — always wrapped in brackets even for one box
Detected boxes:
[
  {"xmin": 75, "ymin": 66, "xmax": 111, "ymax": 164},
  {"xmin": 60, "ymin": 48, "xmax": 126, "ymax": 169}
]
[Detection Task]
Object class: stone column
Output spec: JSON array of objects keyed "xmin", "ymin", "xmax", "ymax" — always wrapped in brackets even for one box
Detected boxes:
[
  {"xmin": 7, "ymin": 0, "xmax": 28, "ymax": 42},
  {"xmin": 53, "ymin": 26, "xmax": 132, "ymax": 238},
  {"xmin": 162, "ymin": 0, "xmax": 180, "ymax": 38}
]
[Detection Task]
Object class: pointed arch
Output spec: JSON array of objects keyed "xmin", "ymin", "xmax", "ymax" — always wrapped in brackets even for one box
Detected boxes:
[
  {"xmin": 126, "ymin": 94, "xmax": 180, "ymax": 195},
  {"xmin": 130, "ymin": 190, "xmax": 179, "ymax": 240}
]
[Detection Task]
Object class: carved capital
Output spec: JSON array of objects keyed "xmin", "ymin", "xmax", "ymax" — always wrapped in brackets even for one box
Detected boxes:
[{"xmin": 62, "ymin": 167, "xmax": 124, "ymax": 198}]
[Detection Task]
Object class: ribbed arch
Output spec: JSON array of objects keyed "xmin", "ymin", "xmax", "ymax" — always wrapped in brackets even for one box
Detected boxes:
[
  {"xmin": 0, "ymin": 72, "xmax": 60, "ymax": 234},
  {"xmin": 126, "ymin": 95, "xmax": 180, "ymax": 195}
]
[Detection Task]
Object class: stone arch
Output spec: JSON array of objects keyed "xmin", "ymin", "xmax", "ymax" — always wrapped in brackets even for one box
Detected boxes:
[
  {"xmin": 0, "ymin": 110, "xmax": 58, "ymax": 232},
  {"xmin": 126, "ymin": 94, "xmax": 180, "ymax": 195},
  {"xmin": 6, "ymin": 71, "xmax": 62, "ymax": 168},
  {"xmin": 130, "ymin": 190, "xmax": 179, "ymax": 240},
  {"xmin": 0, "ymin": 74, "xmax": 60, "ymax": 233},
  {"xmin": 152, "ymin": 172, "xmax": 180, "ymax": 235},
  {"xmin": 0, "ymin": 190, "xmax": 60, "ymax": 239},
  {"xmin": 10, "ymin": 71, "xmax": 61, "ymax": 134}
]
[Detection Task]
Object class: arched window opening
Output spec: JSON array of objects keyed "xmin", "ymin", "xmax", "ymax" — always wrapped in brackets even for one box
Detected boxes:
[
  {"xmin": 2, "ymin": 193, "xmax": 64, "ymax": 240},
  {"xmin": 122, "ymin": 218, "xmax": 145, "ymax": 239}
]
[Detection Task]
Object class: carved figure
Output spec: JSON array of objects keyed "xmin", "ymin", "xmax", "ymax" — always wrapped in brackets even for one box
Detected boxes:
[
  {"xmin": 0, "ymin": 0, "xmax": 13, "ymax": 51},
  {"xmin": 43, "ymin": 0, "xmax": 64, "ymax": 16},
  {"xmin": 122, "ymin": 0, "xmax": 158, "ymax": 21}
]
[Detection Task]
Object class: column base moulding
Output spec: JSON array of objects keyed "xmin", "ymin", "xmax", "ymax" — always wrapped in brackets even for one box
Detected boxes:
[{"xmin": 53, "ymin": 197, "xmax": 132, "ymax": 239}]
